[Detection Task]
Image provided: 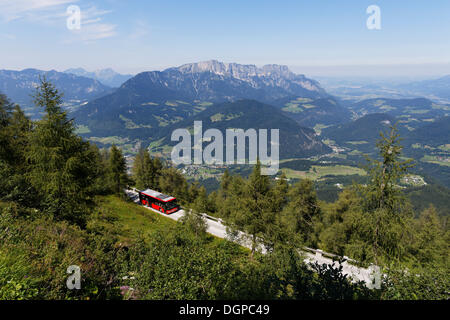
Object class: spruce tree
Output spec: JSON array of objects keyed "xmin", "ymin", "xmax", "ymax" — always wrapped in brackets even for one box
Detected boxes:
[
  {"xmin": 282, "ymin": 179, "xmax": 321, "ymax": 247},
  {"xmin": 87, "ymin": 144, "xmax": 110, "ymax": 195},
  {"xmin": 219, "ymin": 169, "xmax": 232, "ymax": 200},
  {"xmin": 0, "ymin": 94, "xmax": 12, "ymax": 160},
  {"xmin": 108, "ymin": 145, "xmax": 128, "ymax": 196},
  {"xmin": 362, "ymin": 124, "xmax": 414, "ymax": 264},
  {"xmin": 151, "ymin": 157, "xmax": 163, "ymax": 189},
  {"xmin": 132, "ymin": 147, "xmax": 154, "ymax": 190},
  {"xmin": 0, "ymin": 95, "xmax": 32, "ymax": 202},
  {"xmin": 158, "ymin": 167, "xmax": 188, "ymax": 203},
  {"xmin": 230, "ymin": 160, "xmax": 274, "ymax": 256},
  {"xmin": 27, "ymin": 78, "xmax": 96, "ymax": 225},
  {"xmin": 193, "ymin": 186, "xmax": 208, "ymax": 214}
]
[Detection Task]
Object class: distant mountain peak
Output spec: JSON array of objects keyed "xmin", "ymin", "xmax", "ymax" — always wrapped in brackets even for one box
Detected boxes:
[
  {"xmin": 158, "ymin": 60, "xmax": 325, "ymax": 98},
  {"xmin": 63, "ymin": 68, "xmax": 133, "ymax": 87},
  {"xmin": 72, "ymin": 61, "xmax": 330, "ymax": 138},
  {"xmin": 171, "ymin": 60, "xmax": 302, "ymax": 80}
]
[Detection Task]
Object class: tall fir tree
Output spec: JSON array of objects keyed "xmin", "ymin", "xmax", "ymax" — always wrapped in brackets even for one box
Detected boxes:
[
  {"xmin": 192, "ymin": 186, "xmax": 209, "ymax": 214},
  {"xmin": 362, "ymin": 124, "xmax": 414, "ymax": 264},
  {"xmin": 0, "ymin": 95, "xmax": 34, "ymax": 204},
  {"xmin": 27, "ymin": 78, "xmax": 97, "ymax": 225},
  {"xmin": 108, "ymin": 145, "xmax": 128, "ymax": 196},
  {"xmin": 151, "ymin": 157, "xmax": 163, "ymax": 189},
  {"xmin": 282, "ymin": 179, "xmax": 321, "ymax": 247},
  {"xmin": 230, "ymin": 160, "xmax": 274, "ymax": 256},
  {"xmin": 132, "ymin": 147, "xmax": 154, "ymax": 190},
  {"xmin": 158, "ymin": 167, "xmax": 188, "ymax": 204}
]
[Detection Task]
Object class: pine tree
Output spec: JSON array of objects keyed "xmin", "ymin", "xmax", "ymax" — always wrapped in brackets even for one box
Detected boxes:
[
  {"xmin": 219, "ymin": 169, "xmax": 232, "ymax": 200},
  {"xmin": 193, "ymin": 186, "xmax": 208, "ymax": 214},
  {"xmin": 27, "ymin": 78, "xmax": 97, "ymax": 225},
  {"xmin": 132, "ymin": 147, "xmax": 154, "ymax": 190},
  {"xmin": 282, "ymin": 179, "xmax": 321, "ymax": 247},
  {"xmin": 151, "ymin": 157, "xmax": 163, "ymax": 190},
  {"xmin": 108, "ymin": 145, "xmax": 128, "ymax": 196},
  {"xmin": 218, "ymin": 174, "xmax": 245, "ymax": 219},
  {"xmin": 362, "ymin": 124, "xmax": 414, "ymax": 264},
  {"xmin": 230, "ymin": 160, "xmax": 274, "ymax": 256},
  {"xmin": 0, "ymin": 94, "xmax": 12, "ymax": 158},
  {"xmin": 207, "ymin": 190, "xmax": 218, "ymax": 214},
  {"xmin": 413, "ymin": 205, "xmax": 447, "ymax": 265},
  {"xmin": 87, "ymin": 144, "xmax": 110, "ymax": 195},
  {"xmin": 158, "ymin": 167, "xmax": 188, "ymax": 203},
  {"xmin": 189, "ymin": 181, "xmax": 201, "ymax": 201},
  {"xmin": 272, "ymin": 173, "xmax": 289, "ymax": 210},
  {"xmin": 0, "ymin": 95, "xmax": 33, "ymax": 203}
]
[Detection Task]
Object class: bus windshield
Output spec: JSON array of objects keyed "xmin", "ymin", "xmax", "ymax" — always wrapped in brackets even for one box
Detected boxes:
[{"xmin": 165, "ymin": 200, "xmax": 178, "ymax": 210}]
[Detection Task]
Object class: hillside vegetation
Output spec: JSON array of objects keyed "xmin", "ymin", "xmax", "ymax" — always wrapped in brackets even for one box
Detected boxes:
[{"xmin": 0, "ymin": 81, "xmax": 448, "ymax": 300}]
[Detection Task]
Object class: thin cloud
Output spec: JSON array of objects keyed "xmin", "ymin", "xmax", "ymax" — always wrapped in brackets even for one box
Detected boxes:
[
  {"xmin": 129, "ymin": 20, "xmax": 150, "ymax": 40},
  {"xmin": 66, "ymin": 5, "xmax": 117, "ymax": 43},
  {"xmin": 0, "ymin": 0, "xmax": 76, "ymax": 22},
  {"xmin": 0, "ymin": 0, "xmax": 117, "ymax": 43},
  {"xmin": 77, "ymin": 23, "xmax": 117, "ymax": 42}
]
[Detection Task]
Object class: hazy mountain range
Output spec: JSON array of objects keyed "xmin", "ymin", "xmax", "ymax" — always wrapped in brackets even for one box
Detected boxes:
[
  {"xmin": 322, "ymin": 75, "xmax": 450, "ymax": 104},
  {"xmin": 64, "ymin": 68, "xmax": 133, "ymax": 88},
  {"xmin": 396, "ymin": 75, "xmax": 450, "ymax": 102},
  {"xmin": 0, "ymin": 68, "xmax": 112, "ymax": 119}
]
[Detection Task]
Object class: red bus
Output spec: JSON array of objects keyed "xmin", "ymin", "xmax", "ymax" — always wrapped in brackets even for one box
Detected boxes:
[{"xmin": 138, "ymin": 188, "xmax": 180, "ymax": 214}]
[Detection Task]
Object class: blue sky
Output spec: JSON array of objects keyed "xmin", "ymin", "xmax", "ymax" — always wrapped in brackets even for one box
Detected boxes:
[{"xmin": 0, "ymin": 0, "xmax": 449, "ymax": 78}]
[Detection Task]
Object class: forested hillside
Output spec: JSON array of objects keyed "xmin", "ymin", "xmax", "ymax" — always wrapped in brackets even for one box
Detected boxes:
[
  {"xmin": 0, "ymin": 81, "xmax": 448, "ymax": 300},
  {"xmin": 150, "ymin": 99, "xmax": 331, "ymax": 159}
]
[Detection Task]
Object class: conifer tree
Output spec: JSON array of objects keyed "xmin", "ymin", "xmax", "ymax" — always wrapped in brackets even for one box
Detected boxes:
[
  {"xmin": 27, "ymin": 78, "xmax": 96, "ymax": 225},
  {"xmin": 362, "ymin": 124, "xmax": 414, "ymax": 264},
  {"xmin": 87, "ymin": 144, "xmax": 110, "ymax": 195},
  {"xmin": 282, "ymin": 179, "xmax": 321, "ymax": 247},
  {"xmin": 413, "ymin": 205, "xmax": 447, "ymax": 265},
  {"xmin": 108, "ymin": 145, "xmax": 128, "ymax": 196},
  {"xmin": 272, "ymin": 173, "xmax": 289, "ymax": 210},
  {"xmin": 151, "ymin": 157, "xmax": 163, "ymax": 189},
  {"xmin": 158, "ymin": 167, "xmax": 188, "ymax": 203},
  {"xmin": 230, "ymin": 160, "xmax": 274, "ymax": 256},
  {"xmin": 219, "ymin": 169, "xmax": 232, "ymax": 200},
  {"xmin": 193, "ymin": 186, "xmax": 208, "ymax": 214},
  {"xmin": 0, "ymin": 96, "xmax": 33, "ymax": 203},
  {"xmin": 132, "ymin": 147, "xmax": 154, "ymax": 190},
  {"xmin": 0, "ymin": 94, "xmax": 13, "ymax": 161},
  {"xmin": 189, "ymin": 181, "xmax": 201, "ymax": 201},
  {"xmin": 207, "ymin": 190, "xmax": 218, "ymax": 214}
]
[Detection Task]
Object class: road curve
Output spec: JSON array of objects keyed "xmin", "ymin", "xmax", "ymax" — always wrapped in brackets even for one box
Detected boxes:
[{"xmin": 125, "ymin": 189, "xmax": 380, "ymax": 288}]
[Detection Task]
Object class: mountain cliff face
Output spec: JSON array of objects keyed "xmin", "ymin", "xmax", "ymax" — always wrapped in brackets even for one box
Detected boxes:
[
  {"xmin": 73, "ymin": 60, "xmax": 329, "ymax": 137},
  {"xmin": 163, "ymin": 60, "xmax": 327, "ymax": 101}
]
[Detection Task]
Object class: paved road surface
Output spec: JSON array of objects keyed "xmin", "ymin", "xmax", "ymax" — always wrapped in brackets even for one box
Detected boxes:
[{"xmin": 126, "ymin": 189, "xmax": 380, "ymax": 288}]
